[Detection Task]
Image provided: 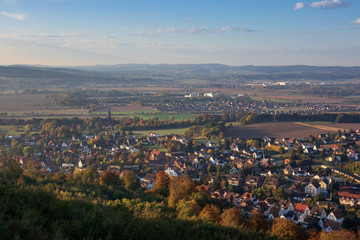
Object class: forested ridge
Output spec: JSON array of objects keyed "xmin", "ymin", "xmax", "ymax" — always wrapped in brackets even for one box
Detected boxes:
[{"xmin": 0, "ymin": 161, "xmax": 277, "ymax": 240}]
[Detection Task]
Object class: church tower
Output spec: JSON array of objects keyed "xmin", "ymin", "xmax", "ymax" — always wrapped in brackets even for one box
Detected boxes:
[{"xmin": 108, "ymin": 108, "xmax": 111, "ymax": 120}]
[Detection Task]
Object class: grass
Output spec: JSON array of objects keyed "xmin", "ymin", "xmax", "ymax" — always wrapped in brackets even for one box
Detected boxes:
[
  {"xmin": 133, "ymin": 127, "xmax": 189, "ymax": 136},
  {"xmin": 194, "ymin": 138, "xmax": 212, "ymax": 144},
  {"xmin": 0, "ymin": 125, "xmax": 25, "ymax": 136},
  {"xmin": 249, "ymin": 95, "xmax": 290, "ymax": 103},
  {"xmin": 132, "ymin": 114, "xmax": 196, "ymax": 121},
  {"xmin": 93, "ymin": 111, "xmax": 196, "ymax": 122},
  {"xmin": 93, "ymin": 110, "xmax": 160, "ymax": 115},
  {"xmin": 225, "ymin": 122, "xmax": 243, "ymax": 127},
  {"xmin": 142, "ymin": 144, "xmax": 168, "ymax": 152}
]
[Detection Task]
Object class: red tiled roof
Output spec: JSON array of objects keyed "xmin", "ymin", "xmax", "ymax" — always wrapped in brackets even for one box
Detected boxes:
[
  {"xmin": 295, "ymin": 203, "xmax": 308, "ymax": 213},
  {"xmin": 338, "ymin": 191, "xmax": 360, "ymax": 199}
]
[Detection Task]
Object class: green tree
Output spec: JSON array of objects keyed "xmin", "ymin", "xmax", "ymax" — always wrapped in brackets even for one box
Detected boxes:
[
  {"xmin": 176, "ymin": 199, "xmax": 201, "ymax": 220},
  {"xmin": 23, "ymin": 146, "xmax": 33, "ymax": 157}
]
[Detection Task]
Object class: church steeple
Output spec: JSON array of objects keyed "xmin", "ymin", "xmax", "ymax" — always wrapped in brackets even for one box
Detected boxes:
[{"xmin": 108, "ymin": 108, "xmax": 111, "ymax": 120}]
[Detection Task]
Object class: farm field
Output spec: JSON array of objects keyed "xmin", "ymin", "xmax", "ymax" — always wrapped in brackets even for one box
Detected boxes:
[
  {"xmin": 91, "ymin": 105, "xmax": 196, "ymax": 121},
  {"xmin": 0, "ymin": 125, "xmax": 26, "ymax": 136},
  {"xmin": 133, "ymin": 127, "xmax": 189, "ymax": 136},
  {"xmin": 130, "ymin": 114, "xmax": 196, "ymax": 121},
  {"xmin": 92, "ymin": 105, "xmax": 158, "ymax": 114},
  {"xmin": 0, "ymin": 94, "xmax": 90, "ymax": 117},
  {"xmin": 224, "ymin": 122, "xmax": 360, "ymax": 139}
]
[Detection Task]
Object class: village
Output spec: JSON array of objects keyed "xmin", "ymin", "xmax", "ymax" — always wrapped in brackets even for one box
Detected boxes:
[
  {"xmin": 156, "ymin": 93, "xmax": 360, "ymax": 114},
  {"xmin": 3, "ymin": 119, "xmax": 360, "ymax": 235}
]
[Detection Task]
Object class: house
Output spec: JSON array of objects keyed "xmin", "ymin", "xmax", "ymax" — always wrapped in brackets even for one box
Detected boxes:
[
  {"xmin": 245, "ymin": 175, "xmax": 261, "ymax": 190},
  {"xmin": 61, "ymin": 142, "xmax": 68, "ymax": 148},
  {"xmin": 264, "ymin": 177, "xmax": 280, "ymax": 189},
  {"xmin": 278, "ymin": 199, "xmax": 294, "ymax": 214},
  {"xmin": 227, "ymin": 174, "xmax": 242, "ymax": 186},
  {"xmin": 338, "ymin": 191, "xmax": 360, "ymax": 206},
  {"xmin": 303, "ymin": 215, "xmax": 321, "ymax": 229},
  {"xmin": 305, "ymin": 182, "xmax": 321, "ymax": 197},
  {"xmin": 319, "ymin": 178, "xmax": 329, "ymax": 193},
  {"xmin": 150, "ymin": 149, "xmax": 165, "ymax": 162},
  {"xmin": 309, "ymin": 206, "xmax": 327, "ymax": 219},
  {"xmin": 289, "ymin": 182, "xmax": 302, "ymax": 191},
  {"xmin": 284, "ymin": 158, "xmax": 291, "ymax": 165},
  {"xmin": 290, "ymin": 191, "xmax": 307, "ymax": 202},
  {"xmin": 253, "ymin": 152, "xmax": 262, "ymax": 159},
  {"xmin": 241, "ymin": 192, "xmax": 253, "ymax": 200},
  {"xmin": 264, "ymin": 197, "xmax": 278, "ymax": 207},
  {"xmin": 204, "ymin": 92, "xmax": 214, "ymax": 98},
  {"xmin": 230, "ymin": 167, "xmax": 239, "ymax": 175},
  {"xmin": 284, "ymin": 165, "xmax": 294, "ymax": 175},
  {"xmin": 165, "ymin": 167, "xmax": 178, "ymax": 177},
  {"xmin": 230, "ymin": 143, "xmax": 241, "ymax": 152},
  {"xmin": 268, "ymin": 206, "xmax": 280, "ymax": 219},
  {"xmin": 295, "ymin": 203, "xmax": 310, "ymax": 217},
  {"xmin": 327, "ymin": 209, "xmax": 344, "ymax": 223},
  {"xmin": 12, "ymin": 155, "xmax": 29, "ymax": 167},
  {"xmin": 78, "ymin": 160, "xmax": 86, "ymax": 169},
  {"xmin": 323, "ymin": 219, "xmax": 341, "ymax": 232}
]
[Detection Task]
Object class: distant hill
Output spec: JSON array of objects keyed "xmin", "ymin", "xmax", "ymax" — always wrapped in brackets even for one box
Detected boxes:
[{"xmin": 0, "ymin": 64, "xmax": 359, "ymax": 90}]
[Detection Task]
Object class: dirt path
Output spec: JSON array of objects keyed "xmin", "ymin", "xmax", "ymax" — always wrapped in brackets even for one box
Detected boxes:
[{"xmin": 294, "ymin": 122, "xmax": 348, "ymax": 132}]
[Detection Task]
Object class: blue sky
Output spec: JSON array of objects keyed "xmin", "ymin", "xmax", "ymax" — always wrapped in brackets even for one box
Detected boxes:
[{"xmin": 0, "ymin": 0, "xmax": 359, "ymax": 66}]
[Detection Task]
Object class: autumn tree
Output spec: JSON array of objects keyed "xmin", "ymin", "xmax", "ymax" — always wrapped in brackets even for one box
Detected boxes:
[
  {"xmin": 152, "ymin": 171, "xmax": 170, "ymax": 197},
  {"xmin": 248, "ymin": 210, "xmax": 269, "ymax": 232},
  {"xmin": 168, "ymin": 176, "xmax": 195, "ymax": 208},
  {"xmin": 199, "ymin": 204, "xmax": 221, "ymax": 224},
  {"xmin": 122, "ymin": 170, "xmax": 139, "ymax": 191},
  {"xmin": 319, "ymin": 229, "xmax": 359, "ymax": 240},
  {"xmin": 24, "ymin": 124, "xmax": 32, "ymax": 135},
  {"xmin": 176, "ymin": 199, "xmax": 201, "ymax": 220},
  {"xmin": 99, "ymin": 170, "xmax": 119, "ymax": 187},
  {"xmin": 271, "ymin": 218, "xmax": 307, "ymax": 240},
  {"xmin": 221, "ymin": 207, "xmax": 244, "ymax": 228}
]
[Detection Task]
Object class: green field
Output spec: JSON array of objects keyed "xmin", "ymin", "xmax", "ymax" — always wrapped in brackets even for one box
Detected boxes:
[
  {"xmin": 131, "ymin": 114, "xmax": 196, "ymax": 121},
  {"xmin": 142, "ymin": 144, "xmax": 168, "ymax": 152},
  {"xmin": 225, "ymin": 122, "xmax": 243, "ymax": 127},
  {"xmin": 93, "ymin": 111, "xmax": 196, "ymax": 122},
  {"xmin": 93, "ymin": 110, "xmax": 160, "ymax": 115},
  {"xmin": 0, "ymin": 125, "xmax": 25, "ymax": 136},
  {"xmin": 133, "ymin": 127, "xmax": 189, "ymax": 136}
]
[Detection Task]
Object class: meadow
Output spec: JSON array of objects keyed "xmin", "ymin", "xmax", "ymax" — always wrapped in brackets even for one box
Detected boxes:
[{"xmin": 133, "ymin": 127, "xmax": 189, "ymax": 136}]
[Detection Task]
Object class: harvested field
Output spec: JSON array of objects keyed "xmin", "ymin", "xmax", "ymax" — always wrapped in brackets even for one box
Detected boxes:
[
  {"xmin": 295, "ymin": 122, "xmax": 360, "ymax": 132},
  {"xmin": 93, "ymin": 105, "xmax": 157, "ymax": 114},
  {"xmin": 224, "ymin": 122, "xmax": 360, "ymax": 139},
  {"xmin": 0, "ymin": 94, "xmax": 51, "ymax": 111}
]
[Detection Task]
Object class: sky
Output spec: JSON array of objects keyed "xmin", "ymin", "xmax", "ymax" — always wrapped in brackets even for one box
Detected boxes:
[{"xmin": 0, "ymin": 0, "xmax": 359, "ymax": 66}]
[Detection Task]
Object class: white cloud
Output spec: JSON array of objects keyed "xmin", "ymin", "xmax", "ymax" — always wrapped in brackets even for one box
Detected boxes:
[
  {"xmin": 132, "ymin": 26, "xmax": 253, "ymax": 36},
  {"xmin": 294, "ymin": 0, "xmax": 350, "ymax": 10},
  {"xmin": 0, "ymin": 32, "xmax": 118, "ymax": 51},
  {"xmin": 350, "ymin": 18, "xmax": 360, "ymax": 24},
  {"xmin": 294, "ymin": 2, "xmax": 306, "ymax": 10},
  {"xmin": 4, "ymin": 0, "xmax": 18, "ymax": 4},
  {"xmin": 0, "ymin": 11, "xmax": 26, "ymax": 20}
]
